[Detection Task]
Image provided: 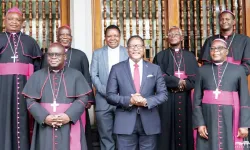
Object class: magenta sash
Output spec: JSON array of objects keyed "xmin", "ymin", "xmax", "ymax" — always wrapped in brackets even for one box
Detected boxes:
[
  {"xmin": 0, "ymin": 63, "xmax": 34, "ymax": 79},
  {"xmin": 80, "ymin": 111, "xmax": 86, "ymax": 131},
  {"xmin": 202, "ymin": 90, "xmax": 243, "ymax": 150},
  {"xmin": 174, "ymin": 71, "xmax": 187, "ymax": 79},
  {"xmin": 227, "ymin": 57, "xmax": 241, "ymax": 65},
  {"xmin": 40, "ymin": 103, "xmax": 81, "ymax": 150}
]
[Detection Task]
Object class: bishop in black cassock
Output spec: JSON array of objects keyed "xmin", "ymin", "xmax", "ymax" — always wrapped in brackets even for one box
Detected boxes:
[
  {"xmin": 199, "ymin": 10, "xmax": 250, "ymax": 75},
  {"xmin": 193, "ymin": 39, "xmax": 250, "ymax": 150},
  {"xmin": 42, "ymin": 26, "xmax": 95, "ymax": 150},
  {"xmin": 0, "ymin": 7, "xmax": 42, "ymax": 150},
  {"xmin": 153, "ymin": 27, "xmax": 198, "ymax": 150},
  {"xmin": 23, "ymin": 43, "xmax": 90, "ymax": 150}
]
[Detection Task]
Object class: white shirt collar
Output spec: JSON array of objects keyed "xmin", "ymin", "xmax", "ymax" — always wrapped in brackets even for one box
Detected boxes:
[
  {"xmin": 129, "ymin": 58, "xmax": 143, "ymax": 67},
  {"xmin": 108, "ymin": 46, "xmax": 120, "ymax": 51}
]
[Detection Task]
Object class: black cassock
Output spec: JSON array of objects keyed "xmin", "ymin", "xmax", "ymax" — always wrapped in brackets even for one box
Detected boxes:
[
  {"xmin": 22, "ymin": 67, "xmax": 92, "ymax": 150},
  {"xmin": 193, "ymin": 62, "xmax": 250, "ymax": 150},
  {"xmin": 153, "ymin": 48, "xmax": 198, "ymax": 150},
  {"xmin": 42, "ymin": 48, "xmax": 94, "ymax": 150},
  {"xmin": 199, "ymin": 33, "xmax": 250, "ymax": 75},
  {"xmin": 0, "ymin": 31, "xmax": 42, "ymax": 150}
]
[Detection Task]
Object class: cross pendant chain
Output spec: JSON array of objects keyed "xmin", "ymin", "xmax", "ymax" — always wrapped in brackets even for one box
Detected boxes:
[
  {"xmin": 5, "ymin": 32, "xmax": 22, "ymax": 63},
  {"xmin": 212, "ymin": 62, "xmax": 228, "ymax": 100},
  {"xmin": 213, "ymin": 88, "xmax": 221, "ymax": 99},
  {"xmin": 11, "ymin": 55, "xmax": 18, "ymax": 63},
  {"xmin": 48, "ymin": 67, "xmax": 64, "ymax": 113}
]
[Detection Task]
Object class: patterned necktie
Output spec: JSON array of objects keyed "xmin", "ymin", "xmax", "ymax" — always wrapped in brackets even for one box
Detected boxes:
[{"xmin": 133, "ymin": 63, "xmax": 140, "ymax": 93}]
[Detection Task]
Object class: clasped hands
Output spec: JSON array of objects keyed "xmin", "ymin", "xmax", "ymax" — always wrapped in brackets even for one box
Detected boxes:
[
  {"xmin": 45, "ymin": 113, "xmax": 70, "ymax": 128},
  {"xmin": 198, "ymin": 126, "xmax": 248, "ymax": 139},
  {"xmin": 130, "ymin": 93, "xmax": 147, "ymax": 107},
  {"xmin": 178, "ymin": 79, "xmax": 186, "ymax": 91}
]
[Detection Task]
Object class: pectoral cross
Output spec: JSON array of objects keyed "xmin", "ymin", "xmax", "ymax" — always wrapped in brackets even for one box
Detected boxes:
[
  {"xmin": 175, "ymin": 70, "xmax": 183, "ymax": 78},
  {"xmin": 51, "ymin": 100, "xmax": 59, "ymax": 112},
  {"xmin": 11, "ymin": 55, "xmax": 18, "ymax": 63},
  {"xmin": 213, "ymin": 88, "xmax": 221, "ymax": 99}
]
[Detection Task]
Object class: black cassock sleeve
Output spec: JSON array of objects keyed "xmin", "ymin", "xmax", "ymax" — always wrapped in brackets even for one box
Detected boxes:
[
  {"xmin": 27, "ymin": 98, "xmax": 50, "ymax": 125},
  {"xmin": 192, "ymin": 69, "xmax": 205, "ymax": 128},
  {"xmin": 65, "ymin": 95, "xmax": 88, "ymax": 124},
  {"xmin": 153, "ymin": 51, "xmax": 180, "ymax": 88},
  {"xmin": 238, "ymin": 67, "xmax": 250, "ymax": 128},
  {"xmin": 80, "ymin": 53, "xmax": 95, "ymax": 102},
  {"xmin": 240, "ymin": 37, "xmax": 250, "ymax": 76},
  {"xmin": 183, "ymin": 53, "xmax": 199, "ymax": 91}
]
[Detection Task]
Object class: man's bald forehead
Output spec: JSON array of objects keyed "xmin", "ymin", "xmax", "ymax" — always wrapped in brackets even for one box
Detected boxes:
[
  {"xmin": 168, "ymin": 26, "xmax": 182, "ymax": 35},
  {"xmin": 48, "ymin": 43, "xmax": 65, "ymax": 52}
]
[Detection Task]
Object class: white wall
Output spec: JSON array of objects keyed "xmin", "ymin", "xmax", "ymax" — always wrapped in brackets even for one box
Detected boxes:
[
  {"xmin": 70, "ymin": 0, "xmax": 95, "ymax": 125},
  {"xmin": 70, "ymin": 0, "xmax": 93, "ymax": 62}
]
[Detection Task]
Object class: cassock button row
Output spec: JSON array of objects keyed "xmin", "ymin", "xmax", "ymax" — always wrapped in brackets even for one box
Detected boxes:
[{"xmin": 178, "ymin": 108, "xmax": 181, "ymax": 110}]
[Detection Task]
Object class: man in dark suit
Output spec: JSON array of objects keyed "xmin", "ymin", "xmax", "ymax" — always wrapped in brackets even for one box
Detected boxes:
[{"xmin": 106, "ymin": 35, "xmax": 168, "ymax": 150}]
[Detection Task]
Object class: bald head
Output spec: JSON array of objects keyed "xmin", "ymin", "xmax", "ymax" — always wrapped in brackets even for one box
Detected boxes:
[
  {"xmin": 48, "ymin": 43, "xmax": 65, "ymax": 53},
  {"xmin": 47, "ymin": 43, "xmax": 67, "ymax": 70}
]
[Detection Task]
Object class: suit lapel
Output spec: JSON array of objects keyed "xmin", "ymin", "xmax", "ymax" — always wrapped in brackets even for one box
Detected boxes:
[
  {"xmin": 123, "ymin": 59, "xmax": 136, "ymax": 92},
  {"xmin": 119, "ymin": 46, "xmax": 127, "ymax": 61},
  {"xmin": 140, "ymin": 60, "xmax": 148, "ymax": 93},
  {"xmin": 102, "ymin": 46, "xmax": 109, "ymax": 75}
]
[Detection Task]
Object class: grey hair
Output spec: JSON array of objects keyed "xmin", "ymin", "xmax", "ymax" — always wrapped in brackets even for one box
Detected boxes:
[{"xmin": 167, "ymin": 26, "xmax": 183, "ymax": 36}]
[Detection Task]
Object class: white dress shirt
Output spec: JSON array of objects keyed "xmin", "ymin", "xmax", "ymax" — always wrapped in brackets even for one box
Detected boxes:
[
  {"xmin": 108, "ymin": 46, "xmax": 120, "ymax": 72},
  {"xmin": 129, "ymin": 58, "xmax": 143, "ymax": 85}
]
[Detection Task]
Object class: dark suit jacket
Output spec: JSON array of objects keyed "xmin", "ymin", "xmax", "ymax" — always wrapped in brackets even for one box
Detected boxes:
[{"xmin": 106, "ymin": 59, "xmax": 168, "ymax": 135}]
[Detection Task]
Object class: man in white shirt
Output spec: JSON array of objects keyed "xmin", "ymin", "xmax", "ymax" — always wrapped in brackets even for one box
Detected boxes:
[
  {"xmin": 91, "ymin": 25, "xmax": 128, "ymax": 150},
  {"xmin": 106, "ymin": 35, "xmax": 167, "ymax": 150}
]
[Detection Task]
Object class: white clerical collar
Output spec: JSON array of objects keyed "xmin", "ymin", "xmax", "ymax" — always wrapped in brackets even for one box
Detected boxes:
[
  {"xmin": 175, "ymin": 49, "xmax": 179, "ymax": 52},
  {"xmin": 108, "ymin": 46, "xmax": 120, "ymax": 51},
  {"xmin": 65, "ymin": 49, "xmax": 68, "ymax": 52},
  {"xmin": 214, "ymin": 62, "xmax": 224, "ymax": 65},
  {"xmin": 52, "ymin": 70, "xmax": 60, "ymax": 73}
]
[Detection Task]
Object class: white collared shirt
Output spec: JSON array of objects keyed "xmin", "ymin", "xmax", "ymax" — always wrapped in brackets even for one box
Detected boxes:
[
  {"xmin": 129, "ymin": 58, "xmax": 143, "ymax": 85},
  {"xmin": 108, "ymin": 46, "xmax": 120, "ymax": 72}
]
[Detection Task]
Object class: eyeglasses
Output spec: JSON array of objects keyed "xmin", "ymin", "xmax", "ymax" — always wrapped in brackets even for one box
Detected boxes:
[
  {"xmin": 167, "ymin": 33, "xmax": 181, "ymax": 37},
  {"xmin": 128, "ymin": 44, "xmax": 144, "ymax": 50},
  {"xmin": 210, "ymin": 46, "xmax": 227, "ymax": 52},
  {"xmin": 47, "ymin": 53, "xmax": 65, "ymax": 57}
]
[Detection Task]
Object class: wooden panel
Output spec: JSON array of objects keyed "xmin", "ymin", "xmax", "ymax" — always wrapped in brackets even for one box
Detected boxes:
[
  {"xmin": 92, "ymin": 0, "xmax": 102, "ymax": 50},
  {"xmin": 244, "ymin": 0, "xmax": 250, "ymax": 91},
  {"xmin": 60, "ymin": 0, "xmax": 70, "ymax": 26},
  {"xmin": 167, "ymin": 0, "xmax": 179, "ymax": 29},
  {"xmin": 245, "ymin": 0, "xmax": 250, "ymax": 36}
]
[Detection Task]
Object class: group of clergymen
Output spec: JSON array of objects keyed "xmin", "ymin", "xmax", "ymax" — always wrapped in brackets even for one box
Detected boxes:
[{"xmin": 1, "ymin": 6, "xmax": 250, "ymax": 150}]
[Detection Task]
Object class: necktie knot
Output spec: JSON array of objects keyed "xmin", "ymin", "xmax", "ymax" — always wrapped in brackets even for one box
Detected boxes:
[{"xmin": 134, "ymin": 63, "xmax": 139, "ymax": 68}]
